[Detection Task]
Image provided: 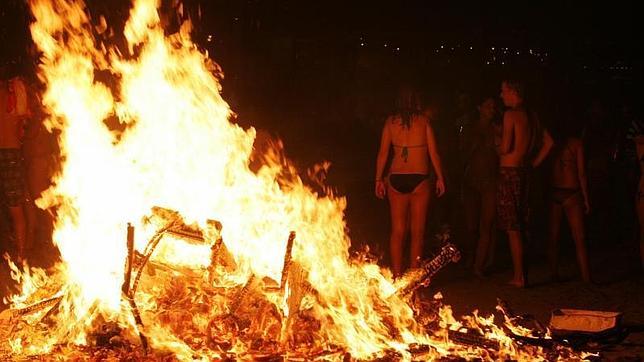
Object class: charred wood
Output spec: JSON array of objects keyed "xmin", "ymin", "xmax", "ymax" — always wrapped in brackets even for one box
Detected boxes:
[
  {"xmin": 396, "ymin": 243, "xmax": 461, "ymax": 297},
  {"xmin": 447, "ymin": 329, "xmax": 500, "ymax": 351},
  {"xmin": 279, "ymin": 231, "xmax": 296, "ymax": 293}
]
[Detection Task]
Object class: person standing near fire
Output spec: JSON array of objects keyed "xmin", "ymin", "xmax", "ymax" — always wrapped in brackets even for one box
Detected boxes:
[
  {"xmin": 0, "ymin": 62, "xmax": 32, "ymax": 261},
  {"xmin": 375, "ymin": 85, "xmax": 445, "ymax": 278},
  {"xmin": 497, "ymin": 79, "xmax": 553, "ymax": 287},
  {"xmin": 546, "ymin": 116, "xmax": 591, "ymax": 283},
  {"xmin": 462, "ymin": 96, "xmax": 501, "ymax": 277}
]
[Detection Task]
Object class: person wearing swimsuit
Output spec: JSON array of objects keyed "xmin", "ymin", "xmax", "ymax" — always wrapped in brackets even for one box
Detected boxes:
[
  {"xmin": 375, "ymin": 86, "xmax": 445, "ymax": 277},
  {"xmin": 547, "ymin": 135, "xmax": 591, "ymax": 283}
]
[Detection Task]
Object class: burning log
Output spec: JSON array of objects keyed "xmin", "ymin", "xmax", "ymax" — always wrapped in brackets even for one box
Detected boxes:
[
  {"xmin": 447, "ymin": 329, "xmax": 500, "ymax": 351},
  {"xmin": 497, "ymin": 298, "xmax": 547, "ymax": 335},
  {"xmin": 280, "ymin": 231, "xmax": 296, "ymax": 293},
  {"xmin": 121, "ymin": 224, "xmax": 149, "ymax": 353},
  {"xmin": 395, "ymin": 243, "xmax": 461, "ymax": 298},
  {"xmin": 1, "ymin": 294, "xmax": 63, "ymax": 322},
  {"xmin": 122, "ymin": 223, "xmax": 135, "ymax": 296},
  {"xmin": 123, "ymin": 293, "xmax": 148, "ymax": 353}
]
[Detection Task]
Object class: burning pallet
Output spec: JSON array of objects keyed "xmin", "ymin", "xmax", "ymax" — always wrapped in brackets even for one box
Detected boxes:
[{"xmin": 1, "ymin": 207, "xmax": 468, "ymax": 360}]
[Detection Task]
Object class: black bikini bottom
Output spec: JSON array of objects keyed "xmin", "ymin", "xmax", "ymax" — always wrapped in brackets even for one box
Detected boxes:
[
  {"xmin": 389, "ymin": 174, "xmax": 429, "ymax": 194},
  {"xmin": 550, "ymin": 187, "xmax": 581, "ymax": 205}
]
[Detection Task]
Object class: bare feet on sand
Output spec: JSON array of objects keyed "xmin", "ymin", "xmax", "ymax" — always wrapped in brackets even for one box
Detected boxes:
[{"xmin": 507, "ymin": 278, "xmax": 526, "ymax": 288}]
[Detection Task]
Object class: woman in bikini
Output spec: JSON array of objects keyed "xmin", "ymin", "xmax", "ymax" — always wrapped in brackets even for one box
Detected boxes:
[
  {"xmin": 547, "ymin": 123, "xmax": 591, "ymax": 283},
  {"xmin": 375, "ymin": 86, "xmax": 445, "ymax": 277}
]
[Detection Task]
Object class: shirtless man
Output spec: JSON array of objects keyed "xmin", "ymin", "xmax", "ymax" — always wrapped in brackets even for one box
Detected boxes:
[
  {"xmin": 0, "ymin": 64, "xmax": 31, "ymax": 260},
  {"xmin": 547, "ymin": 133, "xmax": 591, "ymax": 282},
  {"xmin": 498, "ymin": 80, "xmax": 553, "ymax": 287}
]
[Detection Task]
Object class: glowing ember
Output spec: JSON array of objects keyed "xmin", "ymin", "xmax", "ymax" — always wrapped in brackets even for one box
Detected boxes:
[{"xmin": 1, "ymin": 0, "xmax": 591, "ymax": 360}]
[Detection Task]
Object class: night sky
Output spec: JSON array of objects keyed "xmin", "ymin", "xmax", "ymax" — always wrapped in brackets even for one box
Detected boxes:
[{"xmin": 2, "ymin": 0, "xmax": 641, "ymax": 62}]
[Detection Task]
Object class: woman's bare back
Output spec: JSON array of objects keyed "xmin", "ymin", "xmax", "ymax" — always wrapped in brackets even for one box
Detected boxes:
[
  {"xmin": 387, "ymin": 114, "xmax": 431, "ymax": 175},
  {"xmin": 551, "ymin": 138, "xmax": 581, "ymax": 188}
]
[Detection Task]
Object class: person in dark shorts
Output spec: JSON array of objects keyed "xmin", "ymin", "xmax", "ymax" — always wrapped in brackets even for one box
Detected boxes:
[
  {"xmin": 0, "ymin": 149, "xmax": 27, "ymax": 207},
  {"xmin": 1, "ymin": 63, "xmax": 32, "ymax": 260},
  {"xmin": 496, "ymin": 167, "xmax": 529, "ymax": 232},
  {"xmin": 497, "ymin": 79, "xmax": 553, "ymax": 287},
  {"xmin": 375, "ymin": 85, "xmax": 445, "ymax": 277}
]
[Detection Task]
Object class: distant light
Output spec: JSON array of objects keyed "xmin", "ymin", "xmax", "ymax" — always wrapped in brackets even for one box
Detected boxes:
[
  {"xmin": 501, "ymin": 61, "xmax": 505, "ymax": 65},
  {"xmin": 233, "ymin": 17, "xmax": 239, "ymax": 21},
  {"xmin": 469, "ymin": 46, "xmax": 473, "ymax": 50},
  {"xmin": 516, "ymin": 51, "xmax": 520, "ymax": 55},
  {"xmin": 451, "ymin": 47, "xmax": 454, "ymax": 51},
  {"xmin": 396, "ymin": 47, "xmax": 400, "ymax": 51},
  {"xmin": 384, "ymin": 43, "xmax": 388, "ymax": 48},
  {"xmin": 491, "ymin": 47, "xmax": 495, "ymax": 50},
  {"xmin": 529, "ymin": 49, "xmax": 533, "ymax": 54},
  {"xmin": 486, "ymin": 61, "xmax": 490, "ymax": 65},
  {"xmin": 207, "ymin": 35, "xmax": 213, "ymax": 42},
  {"xmin": 440, "ymin": 45, "xmax": 444, "ymax": 49},
  {"xmin": 360, "ymin": 42, "xmax": 365, "ymax": 46}
]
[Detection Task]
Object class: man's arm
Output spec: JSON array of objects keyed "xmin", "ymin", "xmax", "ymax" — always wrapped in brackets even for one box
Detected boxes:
[
  {"xmin": 531, "ymin": 128, "xmax": 554, "ymax": 168},
  {"xmin": 498, "ymin": 111, "xmax": 514, "ymax": 156}
]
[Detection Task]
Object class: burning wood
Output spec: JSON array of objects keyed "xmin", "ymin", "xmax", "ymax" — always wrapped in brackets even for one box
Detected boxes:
[
  {"xmin": 0, "ymin": 294, "xmax": 63, "ymax": 323},
  {"xmin": 280, "ymin": 231, "xmax": 296, "ymax": 293},
  {"xmin": 122, "ymin": 223, "xmax": 135, "ymax": 296},
  {"xmin": 395, "ymin": 243, "xmax": 462, "ymax": 298},
  {"xmin": 447, "ymin": 329, "xmax": 501, "ymax": 351}
]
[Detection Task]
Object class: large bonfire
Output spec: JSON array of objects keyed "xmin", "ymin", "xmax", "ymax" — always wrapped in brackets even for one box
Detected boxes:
[{"xmin": 2, "ymin": 0, "xmax": 590, "ymax": 360}]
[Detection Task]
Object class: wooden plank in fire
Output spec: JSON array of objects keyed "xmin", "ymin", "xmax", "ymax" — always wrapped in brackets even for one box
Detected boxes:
[
  {"xmin": 0, "ymin": 293, "xmax": 64, "ymax": 326},
  {"xmin": 280, "ymin": 231, "xmax": 296, "ymax": 293},
  {"xmin": 148, "ymin": 206, "xmax": 222, "ymax": 244},
  {"xmin": 447, "ymin": 329, "xmax": 500, "ymax": 351},
  {"xmin": 395, "ymin": 243, "xmax": 461, "ymax": 297}
]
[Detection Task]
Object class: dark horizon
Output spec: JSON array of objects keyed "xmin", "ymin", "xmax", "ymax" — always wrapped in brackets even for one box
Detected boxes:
[{"xmin": 2, "ymin": 1, "xmax": 642, "ymax": 62}]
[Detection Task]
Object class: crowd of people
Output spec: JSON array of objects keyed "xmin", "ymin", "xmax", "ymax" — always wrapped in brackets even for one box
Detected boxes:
[{"xmin": 375, "ymin": 78, "xmax": 644, "ymax": 287}]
